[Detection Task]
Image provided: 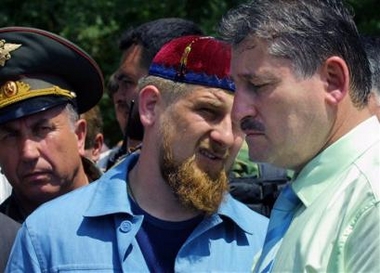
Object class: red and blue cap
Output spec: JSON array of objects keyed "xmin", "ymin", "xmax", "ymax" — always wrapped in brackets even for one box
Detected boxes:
[{"xmin": 148, "ymin": 35, "xmax": 235, "ymax": 92}]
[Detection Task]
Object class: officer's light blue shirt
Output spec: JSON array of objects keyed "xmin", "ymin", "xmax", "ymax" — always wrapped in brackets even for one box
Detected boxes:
[{"xmin": 6, "ymin": 153, "xmax": 268, "ymax": 272}]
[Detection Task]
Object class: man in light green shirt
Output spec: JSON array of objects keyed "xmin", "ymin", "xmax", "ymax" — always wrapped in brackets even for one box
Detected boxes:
[
  {"xmin": 274, "ymin": 117, "xmax": 380, "ymax": 272},
  {"xmin": 219, "ymin": 0, "xmax": 380, "ymax": 272}
]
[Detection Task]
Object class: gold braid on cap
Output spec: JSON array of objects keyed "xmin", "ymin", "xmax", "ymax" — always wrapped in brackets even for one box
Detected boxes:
[{"xmin": 0, "ymin": 80, "xmax": 76, "ymax": 109}]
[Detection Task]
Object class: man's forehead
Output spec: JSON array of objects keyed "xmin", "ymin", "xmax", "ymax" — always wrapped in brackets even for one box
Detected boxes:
[
  {"xmin": 119, "ymin": 45, "xmax": 146, "ymax": 73},
  {"xmin": 184, "ymin": 86, "xmax": 234, "ymax": 102},
  {"xmin": 120, "ymin": 43, "xmax": 144, "ymax": 63},
  {"xmin": 116, "ymin": 45, "xmax": 148, "ymax": 84},
  {"xmin": 232, "ymin": 36, "xmax": 259, "ymax": 54}
]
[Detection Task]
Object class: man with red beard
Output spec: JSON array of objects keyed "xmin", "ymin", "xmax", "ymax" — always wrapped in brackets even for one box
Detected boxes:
[{"xmin": 6, "ymin": 35, "xmax": 268, "ymax": 272}]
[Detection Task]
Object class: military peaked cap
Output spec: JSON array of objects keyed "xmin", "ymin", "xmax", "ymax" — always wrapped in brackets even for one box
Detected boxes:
[{"xmin": 0, "ymin": 26, "xmax": 104, "ymax": 124}]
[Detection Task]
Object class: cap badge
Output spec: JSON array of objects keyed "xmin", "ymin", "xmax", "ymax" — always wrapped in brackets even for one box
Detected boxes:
[
  {"xmin": 177, "ymin": 38, "xmax": 199, "ymax": 78},
  {"xmin": 0, "ymin": 39, "xmax": 21, "ymax": 67},
  {"xmin": 2, "ymin": 81, "xmax": 18, "ymax": 97}
]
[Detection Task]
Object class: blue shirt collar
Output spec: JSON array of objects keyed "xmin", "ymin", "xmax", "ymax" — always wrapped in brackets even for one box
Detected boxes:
[{"xmin": 84, "ymin": 152, "xmax": 260, "ymax": 234}]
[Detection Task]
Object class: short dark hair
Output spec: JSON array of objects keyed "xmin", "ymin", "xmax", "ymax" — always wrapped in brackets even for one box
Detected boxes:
[
  {"xmin": 219, "ymin": 0, "xmax": 371, "ymax": 108},
  {"xmin": 119, "ymin": 18, "xmax": 203, "ymax": 70}
]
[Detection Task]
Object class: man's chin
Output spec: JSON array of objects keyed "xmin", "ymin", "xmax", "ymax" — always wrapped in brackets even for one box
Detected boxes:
[
  {"xmin": 27, "ymin": 185, "xmax": 61, "ymax": 199},
  {"xmin": 195, "ymin": 159, "xmax": 226, "ymax": 180},
  {"xmin": 174, "ymin": 168, "xmax": 228, "ymax": 215},
  {"xmin": 200, "ymin": 166, "xmax": 226, "ymax": 181}
]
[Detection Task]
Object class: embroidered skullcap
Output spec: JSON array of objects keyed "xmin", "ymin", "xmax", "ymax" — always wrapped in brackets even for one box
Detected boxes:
[{"xmin": 149, "ymin": 35, "xmax": 235, "ymax": 92}]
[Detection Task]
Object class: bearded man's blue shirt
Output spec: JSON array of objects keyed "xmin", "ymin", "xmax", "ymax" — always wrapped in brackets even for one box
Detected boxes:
[{"xmin": 6, "ymin": 152, "xmax": 268, "ymax": 272}]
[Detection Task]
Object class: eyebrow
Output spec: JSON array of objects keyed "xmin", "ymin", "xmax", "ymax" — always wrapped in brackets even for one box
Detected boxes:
[
  {"xmin": 196, "ymin": 97, "xmax": 225, "ymax": 108},
  {"xmin": 116, "ymin": 73, "xmax": 133, "ymax": 82},
  {"xmin": 231, "ymin": 65, "xmax": 259, "ymax": 83},
  {"xmin": 194, "ymin": 91, "xmax": 232, "ymax": 106},
  {"xmin": 0, "ymin": 124, "xmax": 13, "ymax": 134},
  {"xmin": 0, "ymin": 116, "xmax": 50, "ymax": 131},
  {"xmin": 243, "ymin": 65, "xmax": 281, "ymax": 81}
]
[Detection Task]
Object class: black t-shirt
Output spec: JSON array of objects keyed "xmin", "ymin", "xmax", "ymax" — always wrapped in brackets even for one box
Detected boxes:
[{"xmin": 130, "ymin": 196, "xmax": 203, "ymax": 273}]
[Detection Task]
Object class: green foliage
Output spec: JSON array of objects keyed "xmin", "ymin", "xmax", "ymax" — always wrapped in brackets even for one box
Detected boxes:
[
  {"xmin": 348, "ymin": 0, "xmax": 380, "ymax": 35},
  {"xmin": 1, "ymin": 0, "xmax": 379, "ymax": 146}
]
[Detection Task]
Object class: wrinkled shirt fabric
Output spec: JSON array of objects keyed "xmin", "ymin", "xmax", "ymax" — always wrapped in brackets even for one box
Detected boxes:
[
  {"xmin": 6, "ymin": 152, "xmax": 268, "ymax": 273},
  {"xmin": 267, "ymin": 117, "xmax": 380, "ymax": 272}
]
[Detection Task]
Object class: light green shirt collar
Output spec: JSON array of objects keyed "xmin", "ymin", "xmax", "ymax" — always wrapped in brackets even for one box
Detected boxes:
[{"xmin": 293, "ymin": 116, "xmax": 380, "ymax": 207}]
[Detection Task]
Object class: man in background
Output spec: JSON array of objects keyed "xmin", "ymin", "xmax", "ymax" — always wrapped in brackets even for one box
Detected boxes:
[{"xmin": 0, "ymin": 27, "xmax": 104, "ymax": 223}]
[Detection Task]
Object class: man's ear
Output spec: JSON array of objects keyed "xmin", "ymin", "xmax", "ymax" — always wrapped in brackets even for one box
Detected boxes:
[
  {"xmin": 90, "ymin": 133, "xmax": 104, "ymax": 162},
  {"xmin": 75, "ymin": 118, "xmax": 87, "ymax": 156},
  {"xmin": 322, "ymin": 56, "xmax": 349, "ymax": 105},
  {"xmin": 138, "ymin": 85, "xmax": 161, "ymax": 127}
]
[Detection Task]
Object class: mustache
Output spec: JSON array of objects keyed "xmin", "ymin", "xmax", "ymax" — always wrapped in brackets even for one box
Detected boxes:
[
  {"xmin": 125, "ymin": 101, "xmax": 132, "ymax": 113},
  {"xmin": 240, "ymin": 117, "xmax": 265, "ymax": 132}
]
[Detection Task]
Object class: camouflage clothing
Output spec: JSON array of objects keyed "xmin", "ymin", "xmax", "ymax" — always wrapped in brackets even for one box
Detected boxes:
[{"xmin": 229, "ymin": 142, "xmax": 291, "ymax": 217}]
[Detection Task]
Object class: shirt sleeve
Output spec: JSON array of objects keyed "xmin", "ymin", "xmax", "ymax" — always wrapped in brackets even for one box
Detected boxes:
[{"xmin": 344, "ymin": 202, "xmax": 380, "ymax": 273}]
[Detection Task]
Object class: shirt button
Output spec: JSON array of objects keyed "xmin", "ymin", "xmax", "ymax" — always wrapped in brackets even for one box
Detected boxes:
[{"xmin": 119, "ymin": 221, "xmax": 132, "ymax": 233}]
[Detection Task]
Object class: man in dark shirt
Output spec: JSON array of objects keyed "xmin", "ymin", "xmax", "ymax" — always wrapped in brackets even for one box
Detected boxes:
[{"xmin": 0, "ymin": 213, "xmax": 20, "ymax": 272}]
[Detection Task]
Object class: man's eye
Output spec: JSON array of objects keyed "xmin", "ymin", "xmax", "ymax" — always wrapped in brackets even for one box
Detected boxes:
[
  {"xmin": 120, "ymin": 78, "xmax": 132, "ymax": 84},
  {"xmin": 198, "ymin": 108, "xmax": 218, "ymax": 120},
  {"xmin": 119, "ymin": 78, "xmax": 135, "ymax": 89},
  {"xmin": 248, "ymin": 82, "xmax": 266, "ymax": 93},
  {"xmin": 35, "ymin": 126, "xmax": 53, "ymax": 137},
  {"xmin": 0, "ymin": 131, "xmax": 17, "ymax": 141}
]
